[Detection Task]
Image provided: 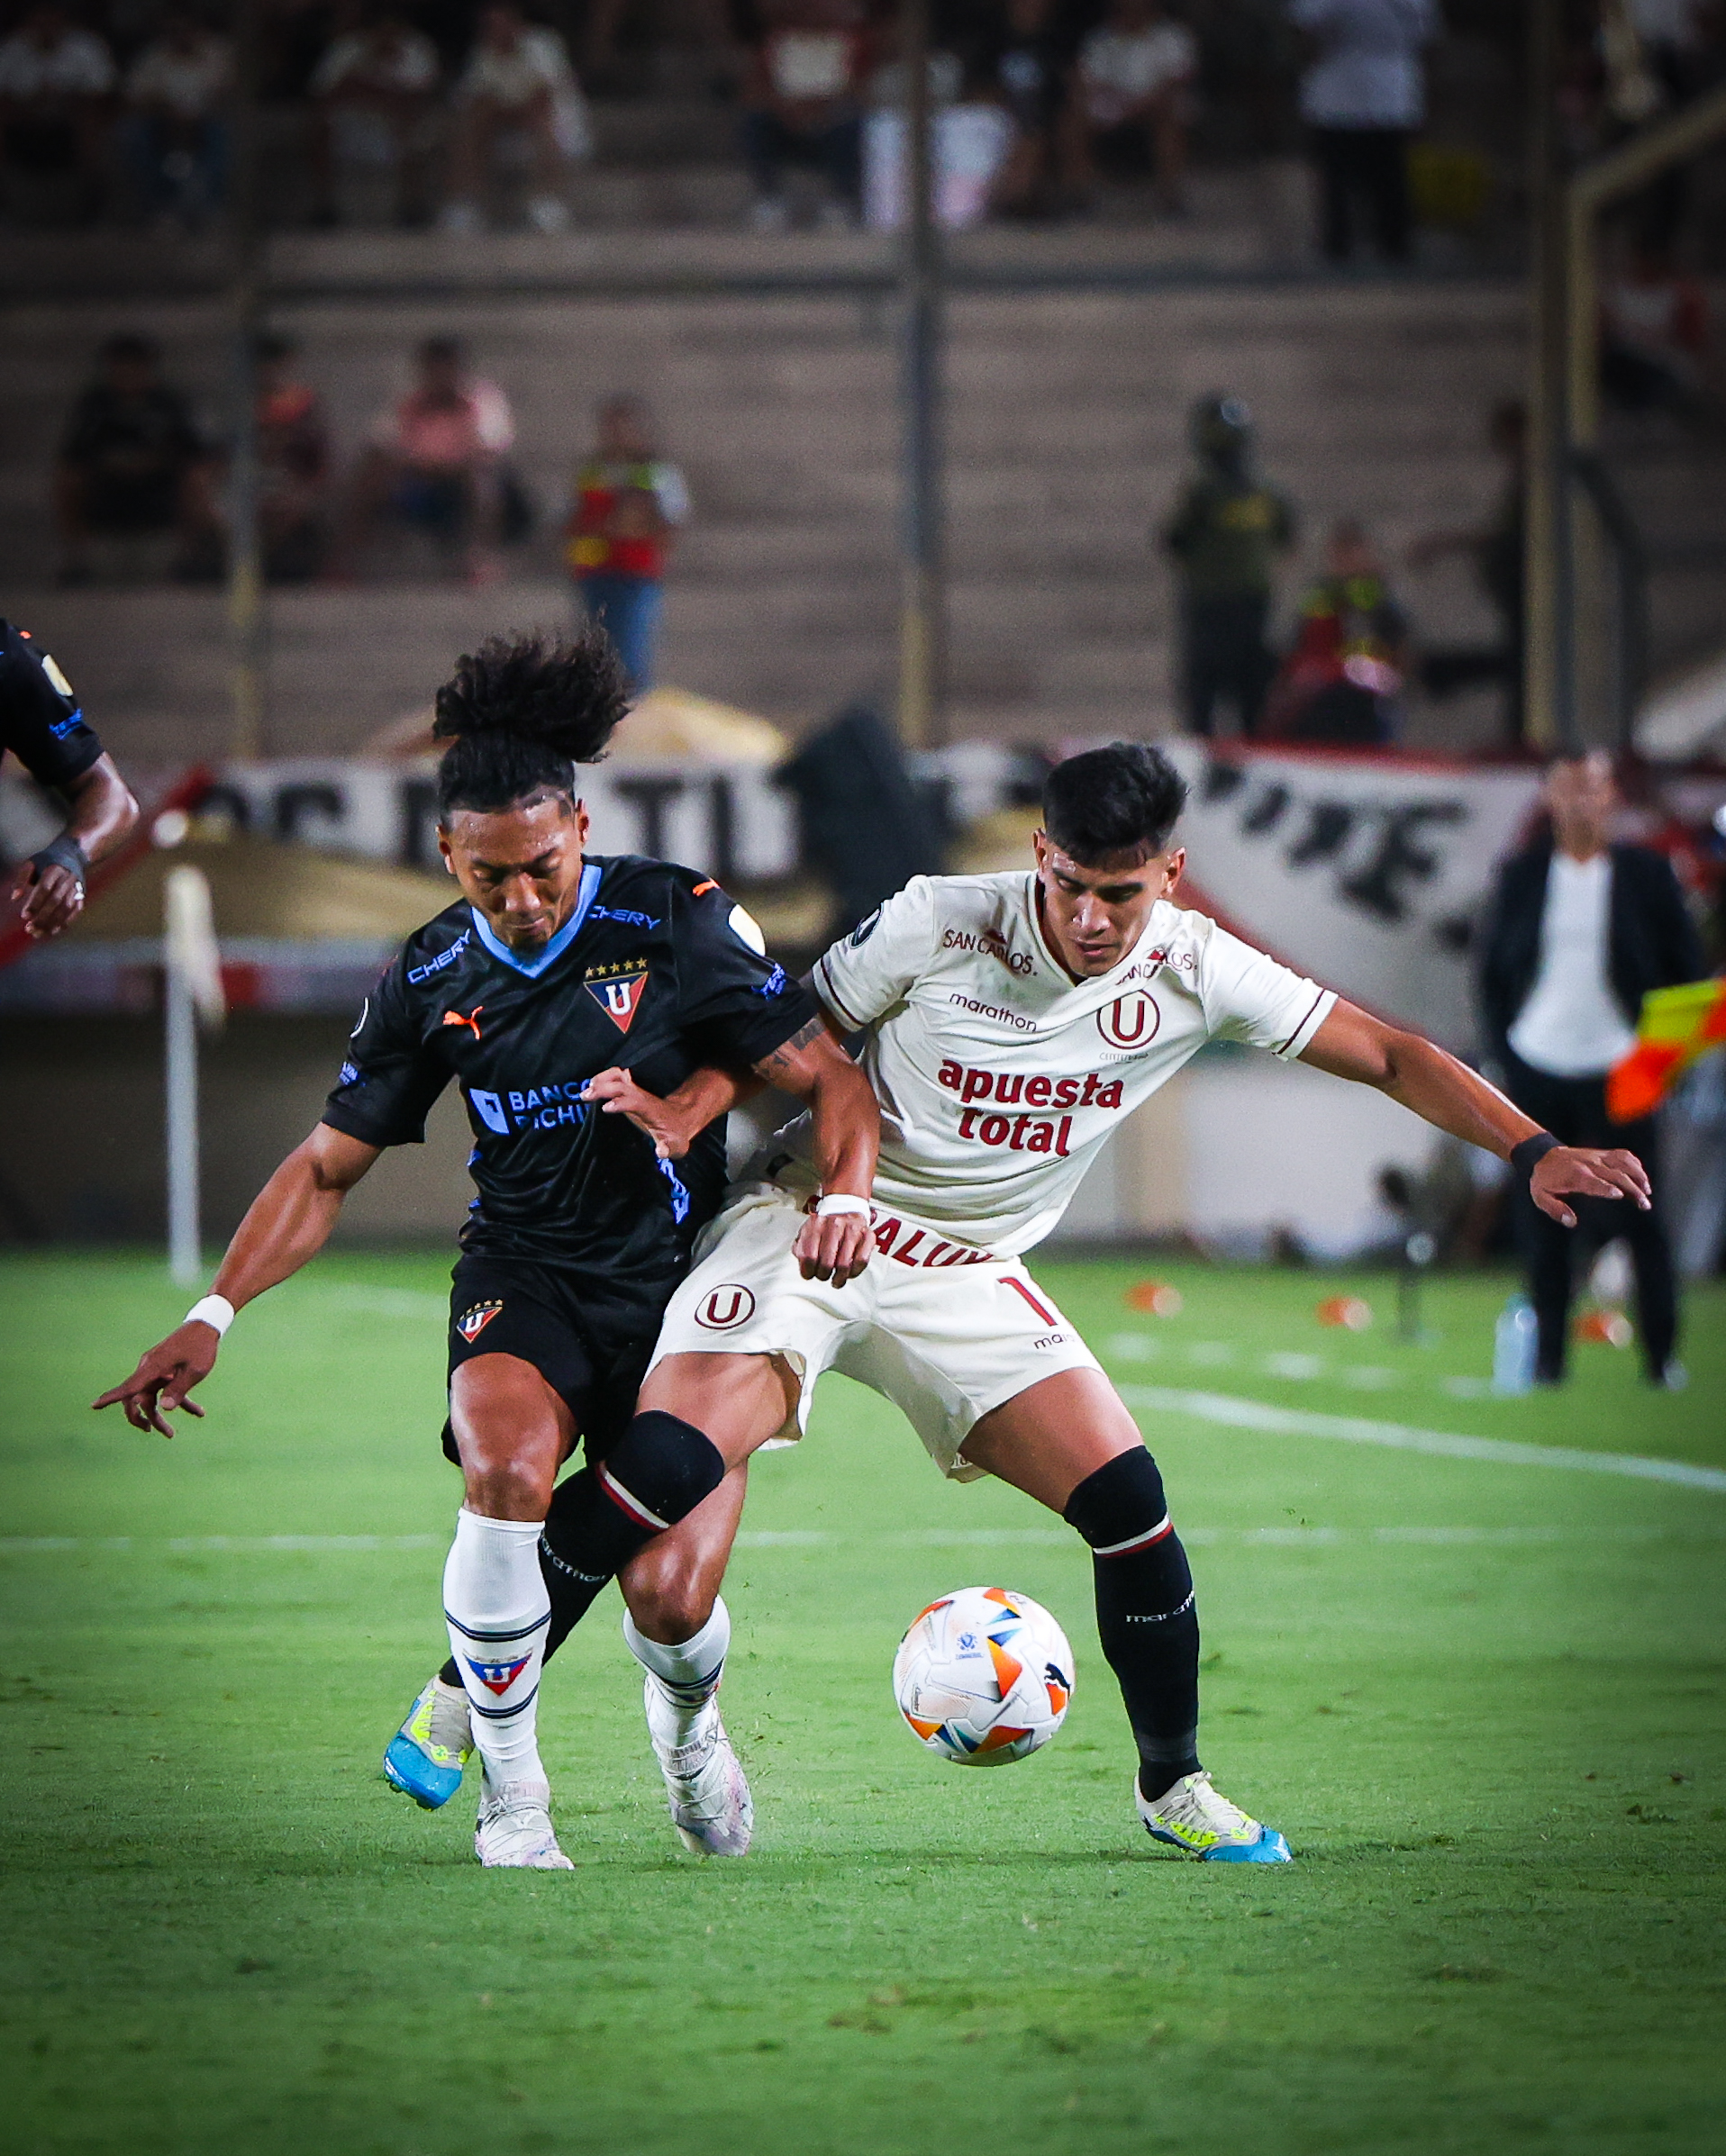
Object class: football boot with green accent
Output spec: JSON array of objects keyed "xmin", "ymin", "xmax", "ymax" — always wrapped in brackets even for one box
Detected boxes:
[
  {"xmin": 383, "ymin": 1675, "xmax": 474, "ymax": 1809},
  {"xmin": 1136, "ymin": 1770, "xmax": 1291, "ymax": 1862}
]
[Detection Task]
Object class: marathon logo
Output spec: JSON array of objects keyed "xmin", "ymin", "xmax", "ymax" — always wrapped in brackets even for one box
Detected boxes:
[
  {"xmin": 937, "ymin": 1060, "xmax": 1122, "ymax": 1154},
  {"xmin": 468, "ymin": 1079, "xmax": 592, "ymax": 1136}
]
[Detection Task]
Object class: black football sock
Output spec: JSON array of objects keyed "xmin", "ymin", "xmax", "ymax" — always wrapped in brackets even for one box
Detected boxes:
[
  {"xmin": 1064, "ymin": 1449, "xmax": 1202, "ymax": 1805},
  {"xmin": 538, "ymin": 1410, "xmax": 725, "ymax": 1661}
]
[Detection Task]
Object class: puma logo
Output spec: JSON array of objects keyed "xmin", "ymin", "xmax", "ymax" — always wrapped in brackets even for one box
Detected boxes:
[{"xmin": 442, "ymin": 1006, "xmax": 483, "ymax": 1039}]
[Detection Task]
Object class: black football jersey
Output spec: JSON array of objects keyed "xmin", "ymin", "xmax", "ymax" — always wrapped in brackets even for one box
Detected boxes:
[
  {"xmin": 0, "ymin": 621, "xmax": 104, "ymax": 791},
  {"xmin": 322, "ymin": 855, "xmax": 816, "ymax": 1332}
]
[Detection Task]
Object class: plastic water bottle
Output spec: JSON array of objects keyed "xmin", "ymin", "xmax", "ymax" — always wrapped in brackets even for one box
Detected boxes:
[{"xmin": 1492, "ymin": 1296, "xmax": 1539, "ymax": 1395}]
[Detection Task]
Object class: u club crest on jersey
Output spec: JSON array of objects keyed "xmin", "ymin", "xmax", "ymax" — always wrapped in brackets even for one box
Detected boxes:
[
  {"xmin": 456, "ymin": 1300, "xmax": 503, "ymax": 1343},
  {"xmin": 585, "ymin": 958, "xmax": 650, "ymax": 1034}
]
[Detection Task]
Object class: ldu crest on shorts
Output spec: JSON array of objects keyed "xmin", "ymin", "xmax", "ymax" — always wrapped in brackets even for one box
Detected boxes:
[
  {"xmin": 456, "ymin": 1300, "xmax": 503, "ymax": 1343},
  {"xmin": 585, "ymin": 957, "xmax": 650, "ymax": 1033}
]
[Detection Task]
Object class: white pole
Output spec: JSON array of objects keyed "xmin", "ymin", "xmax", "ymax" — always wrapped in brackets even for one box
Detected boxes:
[
  {"xmin": 163, "ymin": 865, "xmax": 225, "ymax": 1287},
  {"xmin": 166, "ymin": 953, "xmax": 200, "ymax": 1286}
]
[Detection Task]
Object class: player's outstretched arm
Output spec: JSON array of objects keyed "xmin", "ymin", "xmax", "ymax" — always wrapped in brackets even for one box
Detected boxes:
[
  {"xmin": 92, "ymin": 1122, "xmax": 380, "ymax": 1436},
  {"xmin": 752, "ymin": 1016, "xmax": 880, "ymax": 1282},
  {"xmin": 10, "ymin": 753, "xmax": 140, "ymax": 940},
  {"xmin": 583, "ymin": 1063, "xmax": 766, "ymax": 1158},
  {"xmin": 1299, "ymin": 999, "xmax": 1651, "ymax": 1230}
]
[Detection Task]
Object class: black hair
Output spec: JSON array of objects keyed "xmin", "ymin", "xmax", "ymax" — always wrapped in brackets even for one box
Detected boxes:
[
  {"xmin": 1042, "ymin": 741, "xmax": 1187, "ymax": 865},
  {"xmin": 433, "ymin": 629, "xmax": 629, "ymax": 821}
]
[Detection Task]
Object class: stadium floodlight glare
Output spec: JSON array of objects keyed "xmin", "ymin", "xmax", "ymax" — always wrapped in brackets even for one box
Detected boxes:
[{"xmin": 163, "ymin": 865, "xmax": 226, "ymax": 1287}]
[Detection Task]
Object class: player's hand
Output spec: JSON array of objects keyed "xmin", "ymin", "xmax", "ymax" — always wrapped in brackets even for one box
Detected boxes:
[
  {"xmin": 91, "ymin": 1322, "xmax": 220, "ymax": 1437},
  {"xmin": 1530, "ymin": 1145, "xmax": 1651, "ymax": 1229},
  {"xmin": 793, "ymin": 1209, "xmax": 873, "ymax": 1285},
  {"xmin": 9, "ymin": 858, "xmax": 84, "ymax": 940},
  {"xmin": 582, "ymin": 1066, "xmax": 697, "ymax": 1158}
]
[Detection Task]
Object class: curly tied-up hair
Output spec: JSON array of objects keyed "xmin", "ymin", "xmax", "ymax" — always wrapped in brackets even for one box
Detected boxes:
[{"xmin": 432, "ymin": 629, "xmax": 630, "ymax": 820}]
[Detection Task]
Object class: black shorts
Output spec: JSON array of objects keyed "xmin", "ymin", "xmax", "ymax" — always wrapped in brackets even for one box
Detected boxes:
[{"xmin": 442, "ymin": 1253, "xmax": 659, "ymax": 1468}]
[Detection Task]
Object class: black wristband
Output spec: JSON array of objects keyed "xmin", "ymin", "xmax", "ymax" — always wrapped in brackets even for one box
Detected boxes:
[
  {"xmin": 1510, "ymin": 1132, "xmax": 1560, "ymax": 1182},
  {"xmin": 29, "ymin": 833, "xmax": 88, "ymax": 885}
]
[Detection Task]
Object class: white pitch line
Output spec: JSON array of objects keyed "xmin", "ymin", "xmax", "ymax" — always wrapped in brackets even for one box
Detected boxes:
[{"xmin": 1119, "ymin": 1385, "xmax": 1726, "ymax": 1493}]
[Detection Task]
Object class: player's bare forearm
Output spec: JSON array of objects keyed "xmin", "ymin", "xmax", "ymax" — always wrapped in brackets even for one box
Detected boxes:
[
  {"xmin": 210, "ymin": 1124, "xmax": 380, "ymax": 1309},
  {"xmin": 1301, "ymin": 1000, "xmax": 1651, "ymax": 1228},
  {"xmin": 92, "ymin": 1123, "xmax": 377, "ymax": 1436},
  {"xmin": 583, "ymin": 1063, "xmax": 765, "ymax": 1158},
  {"xmin": 10, "ymin": 755, "xmax": 140, "ymax": 938},
  {"xmin": 63, "ymin": 754, "xmax": 139, "ymax": 866},
  {"xmin": 751, "ymin": 1016, "xmax": 880, "ymax": 1281}
]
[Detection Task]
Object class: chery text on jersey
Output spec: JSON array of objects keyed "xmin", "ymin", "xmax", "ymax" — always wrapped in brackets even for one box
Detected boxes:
[
  {"xmin": 321, "ymin": 854, "xmax": 817, "ymax": 1329},
  {"xmin": 796, "ymin": 870, "xmax": 1334, "ymax": 1254}
]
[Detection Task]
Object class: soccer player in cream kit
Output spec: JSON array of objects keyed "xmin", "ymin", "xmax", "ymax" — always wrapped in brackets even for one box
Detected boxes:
[{"xmin": 405, "ymin": 741, "xmax": 1650, "ymax": 1862}]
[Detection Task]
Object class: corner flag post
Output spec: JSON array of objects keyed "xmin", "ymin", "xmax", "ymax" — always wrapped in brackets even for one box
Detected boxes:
[{"xmin": 164, "ymin": 865, "xmax": 226, "ymax": 1287}]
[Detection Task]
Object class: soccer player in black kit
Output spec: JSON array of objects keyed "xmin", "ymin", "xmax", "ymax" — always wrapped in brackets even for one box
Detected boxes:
[
  {"xmin": 95, "ymin": 631, "xmax": 878, "ymax": 1870},
  {"xmin": 1, "ymin": 620, "xmax": 138, "ymax": 939}
]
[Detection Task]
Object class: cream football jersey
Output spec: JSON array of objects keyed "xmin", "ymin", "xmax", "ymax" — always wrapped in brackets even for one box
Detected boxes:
[{"xmin": 763, "ymin": 870, "xmax": 1336, "ymax": 1257}]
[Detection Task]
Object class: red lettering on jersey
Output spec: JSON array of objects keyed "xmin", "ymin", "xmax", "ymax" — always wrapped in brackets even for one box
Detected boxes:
[
  {"xmin": 995, "ymin": 1074, "xmax": 1023, "ymax": 1105},
  {"xmin": 1095, "ymin": 1079, "xmax": 1123, "ymax": 1109},
  {"xmin": 1009, "ymin": 1115, "xmax": 1031, "ymax": 1150},
  {"xmin": 872, "ymin": 1215, "xmax": 903, "ymax": 1254},
  {"xmin": 893, "ymin": 1229, "xmax": 927, "ymax": 1264},
  {"xmin": 957, "ymin": 1109, "xmax": 977, "ymax": 1138},
  {"xmin": 961, "ymin": 1068, "xmax": 994, "ymax": 1104},
  {"xmin": 1080, "ymin": 1073, "xmax": 1099, "ymax": 1106},
  {"xmin": 938, "ymin": 1059, "xmax": 963, "ymax": 1092},
  {"xmin": 1056, "ymin": 1116, "xmax": 1072, "ymax": 1155},
  {"xmin": 1024, "ymin": 1075, "xmax": 1051, "ymax": 1107},
  {"xmin": 978, "ymin": 1115, "xmax": 1010, "ymax": 1146},
  {"xmin": 1026, "ymin": 1121, "xmax": 1054, "ymax": 1154},
  {"xmin": 1054, "ymin": 1076, "xmax": 1080, "ymax": 1107}
]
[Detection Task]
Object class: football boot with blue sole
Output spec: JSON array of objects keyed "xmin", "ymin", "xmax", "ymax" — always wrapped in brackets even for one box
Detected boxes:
[
  {"xmin": 383, "ymin": 1675, "xmax": 474, "ymax": 1809},
  {"xmin": 1136, "ymin": 1770, "xmax": 1292, "ymax": 1862}
]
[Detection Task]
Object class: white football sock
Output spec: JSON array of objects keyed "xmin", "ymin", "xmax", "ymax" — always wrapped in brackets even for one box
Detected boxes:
[
  {"xmin": 624, "ymin": 1596, "xmax": 731, "ymax": 1751},
  {"xmin": 443, "ymin": 1509, "xmax": 550, "ymax": 1788}
]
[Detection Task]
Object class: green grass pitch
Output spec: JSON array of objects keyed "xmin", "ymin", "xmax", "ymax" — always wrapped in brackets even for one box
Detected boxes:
[{"xmin": 2, "ymin": 1249, "xmax": 1723, "ymax": 2156}]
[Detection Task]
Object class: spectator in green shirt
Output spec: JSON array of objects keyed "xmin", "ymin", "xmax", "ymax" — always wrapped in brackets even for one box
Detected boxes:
[{"xmin": 1161, "ymin": 394, "xmax": 1296, "ymax": 738}]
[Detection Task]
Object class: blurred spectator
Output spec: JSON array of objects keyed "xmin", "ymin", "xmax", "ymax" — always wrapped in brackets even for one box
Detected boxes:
[
  {"xmin": 1291, "ymin": 0, "xmax": 1437, "ymax": 263},
  {"xmin": 332, "ymin": 336, "xmax": 526, "ymax": 584},
  {"xmin": 1600, "ymin": 236, "xmax": 1713, "ymax": 423},
  {"xmin": 1477, "ymin": 751, "xmax": 1707, "ymax": 1388},
  {"xmin": 1631, "ymin": 0, "xmax": 1721, "ymax": 104},
  {"xmin": 121, "ymin": 8, "xmax": 232, "ymax": 230},
  {"xmin": 309, "ymin": 6, "xmax": 441, "ymax": 228},
  {"xmin": 1162, "ymin": 394, "xmax": 1295, "ymax": 738},
  {"xmin": 54, "ymin": 333, "xmax": 217, "ymax": 583},
  {"xmin": 0, "ymin": 5, "xmax": 115, "ymax": 223},
  {"xmin": 440, "ymin": 3, "xmax": 590, "ymax": 235},
  {"xmin": 983, "ymin": 0, "xmax": 1067, "ymax": 218},
  {"xmin": 1410, "ymin": 395, "xmax": 1528, "ymax": 747},
  {"xmin": 1264, "ymin": 517, "xmax": 1409, "ymax": 743},
  {"xmin": 776, "ymin": 702, "xmax": 946, "ymax": 945},
  {"xmin": 740, "ymin": 0, "xmax": 869, "ymax": 231},
  {"xmin": 1061, "ymin": 0, "xmax": 1196, "ymax": 213},
  {"xmin": 862, "ymin": 36, "xmax": 1012, "ymax": 231},
  {"xmin": 564, "ymin": 394, "xmax": 690, "ymax": 691},
  {"xmin": 254, "ymin": 332, "xmax": 332, "ymax": 581}
]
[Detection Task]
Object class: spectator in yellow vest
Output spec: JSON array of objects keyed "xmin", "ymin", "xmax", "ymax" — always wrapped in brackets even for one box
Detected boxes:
[{"xmin": 563, "ymin": 395, "xmax": 689, "ymax": 691}]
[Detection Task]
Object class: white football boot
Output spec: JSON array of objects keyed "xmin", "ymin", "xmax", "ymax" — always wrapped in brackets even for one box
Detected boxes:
[
  {"xmin": 645, "ymin": 1676, "xmax": 754, "ymax": 1856},
  {"xmin": 1136, "ymin": 1771, "xmax": 1292, "ymax": 1862},
  {"xmin": 474, "ymin": 1778, "xmax": 575, "ymax": 1870}
]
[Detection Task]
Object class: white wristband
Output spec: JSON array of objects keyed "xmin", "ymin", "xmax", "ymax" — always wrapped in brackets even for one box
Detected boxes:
[
  {"xmin": 814, "ymin": 1193, "xmax": 871, "ymax": 1219},
  {"xmin": 185, "ymin": 1294, "xmax": 236, "ymax": 1337}
]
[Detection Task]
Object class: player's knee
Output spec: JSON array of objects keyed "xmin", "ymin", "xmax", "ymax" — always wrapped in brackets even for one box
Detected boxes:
[
  {"xmin": 463, "ymin": 1453, "xmax": 556, "ymax": 1521},
  {"xmin": 624, "ymin": 1563, "xmax": 715, "ymax": 1645},
  {"xmin": 1063, "ymin": 1446, "xmax": 1175, "ymax": 1556},
  {"xmin": 599, "ymin": 1410, "xmax": 725, "ymax": 1537}
]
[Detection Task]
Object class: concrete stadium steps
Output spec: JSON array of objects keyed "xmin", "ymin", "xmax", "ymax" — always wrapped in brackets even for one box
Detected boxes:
[{"xmin": 4, "ymin": 276, "xmax": 1549, "ymax": 756}]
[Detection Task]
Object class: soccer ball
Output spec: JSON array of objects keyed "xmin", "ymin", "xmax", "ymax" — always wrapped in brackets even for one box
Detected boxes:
[{"xmin": 891, "ymin": 1586, "xmax": 1074, "ymax": 1766}]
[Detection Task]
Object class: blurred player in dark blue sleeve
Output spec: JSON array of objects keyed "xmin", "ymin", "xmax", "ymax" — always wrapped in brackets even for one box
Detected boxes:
[{"xmin": 1, "ymin": 620, "xmax": 139, "ymax": 939}]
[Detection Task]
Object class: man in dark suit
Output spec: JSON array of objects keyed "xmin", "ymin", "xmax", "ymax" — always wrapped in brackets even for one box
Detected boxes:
[{"xmin": 1478, "ymin": 753, "xmax": 1707, "ymax": 1388}]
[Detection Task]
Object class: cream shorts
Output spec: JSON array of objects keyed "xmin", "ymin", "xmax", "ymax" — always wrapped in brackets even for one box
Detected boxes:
[{"xmin": 647, "ymin": 1184, "xmax": 1103, "ymax": 1481}]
